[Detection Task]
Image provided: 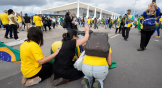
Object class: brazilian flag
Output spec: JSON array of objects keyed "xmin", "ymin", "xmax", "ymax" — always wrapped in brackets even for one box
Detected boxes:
[{"xmin": 0, "ymin": 42, "xmax": 20, "ymax": 63}]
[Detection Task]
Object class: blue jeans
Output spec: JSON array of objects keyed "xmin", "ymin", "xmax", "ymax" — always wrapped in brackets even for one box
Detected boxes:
[
  {"xmin": 153, "ymin": 27, "xmax": 160, "ymax": 36},
  {"xmin": 94, "ymin": 23, "xmax": 98, "ymax": 29},
  {"xmin": 83, "ymin": 22, "xmax": 85, "ymax": 27},
  {"xmin": 105, "ymin": 24, "xmax": 108, "ymax": 29},
  {"xmin": 115, "ymin": 23, "xmax": 117, "ymax": 29},
  {"xmin": 4, "ymin": 24, "xmax": 12, "ymax": 38},
  {"xmin": 82, "ymin": 64, "xmax": 109, "ymax": 88},
  {"xmin": 66, "ymin": 27, "xmax": 71, "ymax": 30}
]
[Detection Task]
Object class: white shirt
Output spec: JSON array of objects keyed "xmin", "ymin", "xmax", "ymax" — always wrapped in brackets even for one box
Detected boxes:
[{"xmin": 52, "ymin": 18, "xmax": 56, "ymax": 22}]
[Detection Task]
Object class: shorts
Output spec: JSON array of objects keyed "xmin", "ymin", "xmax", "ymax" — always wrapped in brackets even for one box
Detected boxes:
[
  {"xmin": 18, "ymin": 22, "xmax": 22, "ymax": 27},
  {"xmin": 25, "ymin": 23, "xmax": 30, "ymax": 28}
]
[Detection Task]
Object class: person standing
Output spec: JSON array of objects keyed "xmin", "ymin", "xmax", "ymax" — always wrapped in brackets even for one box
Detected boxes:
[
  {"xmin": 82, "ymin": 17, "xmax": 85, "ymax": 27},
  {"xmin": 35, "ymin": 14, "xmax": 42, "ymax": 30},
  {"xmin": 122, "ymin": 9, "xmax": 134, "ymax": 41},
  {"xmin": 137, "ymin": 2, "xmax": 160, "ymax": 51},
  {"xmin": 105, "ymin": 19, "xmax": 108, "ymax": 29},
  {"xmin": 51, "ymin": 16, "xmax": 56, "ymax": 29},
  {"xmin": 94, "ymin": 18, "xmax": 98, "ymax": 29},
  {"xmin": 0, "ymin": 10, "xmax": 12, "ymax": 39},
  {"xmin": 65, "ymin": 11, "xmax": 73, "ymax": 30},
  {"xmin": 47, "ymin": 16, "xmax": 51, "ymax": 31},
  {"xmin": 8, "ymin": 9, "xmax": 19, "ymax": 40},
  {"xmin": 16, "ymin": 12, "xmax": 23, "ymax": 31},
  {"xmin": 23, "ymin": 13, "xmax": 31, "ymax": 31},
  {"xmin": 115, "ymin": 16, "xmax": 122, "ymax": 34}
]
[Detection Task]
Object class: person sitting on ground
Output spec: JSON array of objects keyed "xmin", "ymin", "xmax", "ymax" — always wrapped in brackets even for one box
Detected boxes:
[
  {"xmin": 81, "ymin": 45, "xmax": 112, "ymax": 88},
  {"xmin": 51, "ymin": 25, "xmax": 90, "ymax": 86},
  {"xmin": 20, "ymin": 27, "xmax": 60, "ymax": 87}
]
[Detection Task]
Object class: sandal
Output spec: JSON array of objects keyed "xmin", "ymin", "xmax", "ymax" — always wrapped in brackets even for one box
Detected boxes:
[
  {"xmin": 25, "ymin": 76, "xmax": 41, "ymax": 87},
  {"xmin": 81, "ymin": 78, "xmax": 89, "ymax": 88}
]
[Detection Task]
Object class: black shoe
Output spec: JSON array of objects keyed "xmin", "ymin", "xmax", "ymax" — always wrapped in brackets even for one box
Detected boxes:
[
  {"xmin": 137, "ymin": 48, "xmax": 144, "ymax": 51},
  {"xmin": 4, "ymin": 37, "xmax": 9, "ymax": 39},
  {"xmin": 144, "ymin": 47, "xmax": 146, "ymax": 50},
  {"xmin": 17, "ymin": 32, "xmax": 19, "ymax": 33},
  {"xmin": 10, "ymin": 37, "xmax": 13, "ymax": 39},
  {"xmin": 124, "ymin": 38, "xmax": 127, "ymax": 41}
]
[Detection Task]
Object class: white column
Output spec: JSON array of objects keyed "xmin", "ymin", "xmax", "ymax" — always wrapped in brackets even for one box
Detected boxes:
[
  {"xmin": 111, "ymin": 13, "xmax": 113, "ymax": 19},
  {"xmin": 99, "ymin": 9, "xmax": 102, "ymax": 20},
  {"xmin": 40, "ymin": 10, "xmax": 41, "ymax": 14},
  {"xmin": 86, "ymin": 5, "xmax": 89, "ymax": 18},
  {"xmin": 93, "ymin": 8, "xmax": 96, "ymax": 19},
  {"xmin": 77, "ymin": 2, "xmax": 80, "ymax": 17}
]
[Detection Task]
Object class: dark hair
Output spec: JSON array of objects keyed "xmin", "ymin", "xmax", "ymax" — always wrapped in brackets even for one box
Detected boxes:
[
  {"xmin": 25, "ymin": 13, "xmax": 28, "ymax": 16},
  {"xmin": 27, "ymin": 27, "xmax": 44, "ymax": 46},
  {"xmin": 65, "ymin": 12, "xmax": 70, "ymax": 15},
  {"xmin": 8, "ymin": 9, "xmax": 13, "ymax": 15},
  {"xmin": 62, "ymin": 29, "xmax": 78, "ymax": 42}
]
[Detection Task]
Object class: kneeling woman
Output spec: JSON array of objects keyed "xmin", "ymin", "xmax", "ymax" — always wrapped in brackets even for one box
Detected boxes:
[
  {"xmin": 20, "ymin": 27, "xmax": 60, "ymax": 87},
  {"xmin": 51, "ymin": 25, "xmax": 89, "ymax": 85},
  {"xmin": 81, "ymin": 49, "xmax": 112, "ymax": 88}
]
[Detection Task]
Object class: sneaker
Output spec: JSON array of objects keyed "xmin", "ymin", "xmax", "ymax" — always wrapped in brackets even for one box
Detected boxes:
[
  {"xmin": 52, "ymin": 78, "xmax": 69, "ymax": 86},
  {"xmin": 4, "ymin": 37, "xmax": 9, "ymax": 39},
  {"xmin": 93, "ymin": 81, "xmax": 101, "ymax": 88},
  {"xmin": 25, "ymin": 76, "xmax": 41, "ymax": 87},
  {"xmin": 81, "ymin": 78, "xmax": 89, "ymax": 88},
  {"xmin": 137, "ymin": 48, "xmax": 144, "ymax": 51}
]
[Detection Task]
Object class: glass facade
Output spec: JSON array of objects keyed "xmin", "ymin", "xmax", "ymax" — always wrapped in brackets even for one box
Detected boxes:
[{"xmin": 54, "ymin": 8, "xmax": 112, "ymax": 19}]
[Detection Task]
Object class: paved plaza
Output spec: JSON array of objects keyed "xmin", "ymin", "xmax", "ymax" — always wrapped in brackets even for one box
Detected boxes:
[{"xmin": 0, "ymin": 25, "xmax": 162, "ymax": 88}]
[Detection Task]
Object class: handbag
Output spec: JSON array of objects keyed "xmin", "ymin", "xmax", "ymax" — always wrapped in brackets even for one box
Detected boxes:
[{"xmin": 74, "ymin": 51, "xmax": 85, "ymax": 71}]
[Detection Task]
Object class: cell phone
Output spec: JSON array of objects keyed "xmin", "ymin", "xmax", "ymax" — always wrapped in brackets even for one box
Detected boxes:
[{"xmin": 152, "ymin": 0, "xmax": 156, "ymax": 2}]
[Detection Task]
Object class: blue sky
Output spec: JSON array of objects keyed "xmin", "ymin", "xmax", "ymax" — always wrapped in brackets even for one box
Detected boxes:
[{"xmin": 0, "ymin": 0, "xmax": 162, "ymax": 16}]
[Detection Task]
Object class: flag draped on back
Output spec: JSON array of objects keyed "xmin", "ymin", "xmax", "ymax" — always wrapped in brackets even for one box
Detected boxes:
[{"xmin": 0, "ymin": 42, "xmax": 20, "ymax": 63}]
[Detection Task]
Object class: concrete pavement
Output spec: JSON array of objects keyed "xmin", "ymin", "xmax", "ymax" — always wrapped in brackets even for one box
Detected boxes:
[{"xmin": 0, "ymin": 26, "xmax": 162, "ymax": 88}]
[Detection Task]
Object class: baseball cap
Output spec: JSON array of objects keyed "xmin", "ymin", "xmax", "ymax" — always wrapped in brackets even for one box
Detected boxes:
[
  {"xmin": 128, "ymin": 9, "xmax": 131, "ymax": 11},
  {"xmin": 3, "ymin": 10, "xmax": 7, "ymax": 13}
]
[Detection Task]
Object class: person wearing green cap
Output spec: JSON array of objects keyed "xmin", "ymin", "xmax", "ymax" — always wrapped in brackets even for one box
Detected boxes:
[{"xmin": 122, "ymin": 9, "xmax": 134, "ymax": 41}]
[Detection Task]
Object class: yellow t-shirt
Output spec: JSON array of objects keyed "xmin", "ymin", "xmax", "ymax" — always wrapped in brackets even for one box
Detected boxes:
[
  {"xmin": 8, "ymin": 14, "xmax": 18, "ymax": 25},
  {"xmin": 87, "ymin": 19, "xmax": 91, "ymax": 24},
  {"xmin": 33, "ymin": 16, "xmax": 36, "ymax": 23},
  {"xmin": 82, "ymin": 48, "xmax": 112, "ymax": 67},
  {"xmin": 0, "ymin": 13, "xmax": 9, "ymax": 25},
  {"xmin": 35, "ymin": 16, "xmax": 42, "ymax": 27},
  {"xmin": 20, "ymin": 41, "xmax": 44, "ymax": 78},
  {"xmin": 17, "ymin": 16, "xmax": 22, "ymax": 23}
]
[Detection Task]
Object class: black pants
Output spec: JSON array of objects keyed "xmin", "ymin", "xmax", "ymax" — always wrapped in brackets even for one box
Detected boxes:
[
  {"xmin": 53, "ymin": 23, "xmax": 55, "ymax": 28},
  {"xmin": 55, "ymin": 68, "xmax": 83, "ymax": 82},
  {"xmin": 28, "ymin": 63, "xmax": 52, "ymax": 82},
  {"xmin": 122, "ymin": 27, "xmax": 130, "ymax": 39},
  {"xmin": 140, "ymin": 30, "xmax": 154, "ymax": 49},
  {"xmin": 10, "ymin": 24, "xmax": 18, "ymax": 39},
  {"xmin": 115, "ymin": 28, "xmax": 120, "ymax": 33}
]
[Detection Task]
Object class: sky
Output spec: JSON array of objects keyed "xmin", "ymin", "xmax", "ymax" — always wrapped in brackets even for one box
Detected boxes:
[{"xmin": 0, "ymin": 0, "xmax": 162, "ymax": 16}]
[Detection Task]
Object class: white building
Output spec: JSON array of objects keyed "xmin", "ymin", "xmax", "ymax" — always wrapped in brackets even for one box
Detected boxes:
[{"xmin": 41, "ymin": 2, "xmax": 120, "ymax": 19}]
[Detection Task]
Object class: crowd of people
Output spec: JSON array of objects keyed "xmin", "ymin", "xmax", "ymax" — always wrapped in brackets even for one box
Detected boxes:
[{"xmin": 0, "ymin": 1, "xmax": 161, "ymax": 88}]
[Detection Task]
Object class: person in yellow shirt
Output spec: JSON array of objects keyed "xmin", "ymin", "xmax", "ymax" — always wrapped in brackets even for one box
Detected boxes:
[
  {"xmin": 20, "ymin": 27, "xmax": 61, "ymax": 87},
  {"xmin": 16, "ymin": 12, "xmax": 23, "ymax": 31},
  {"xmin": 87, "ymin": 18, "xmax": 91, "ymax": 29},
  {"xmin": 81, "ymin": 48, "xmax": 112, "ymax": 88},
  {"xmin": 35, "ymin": 14, "xmax": 42, "ymax": 29},
  {"xmin": 0, "ymin": 10, "xmax": 12, "ymax": 39}
]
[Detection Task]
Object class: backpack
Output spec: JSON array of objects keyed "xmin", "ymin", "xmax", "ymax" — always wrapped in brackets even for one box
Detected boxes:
[
  {"xmin": 85, "ymin": 32, "xmax": 110, "ymax": 58},
  {"xmin": 63, "ymin": 19, "xmax": 67, "ymax": 28}
]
